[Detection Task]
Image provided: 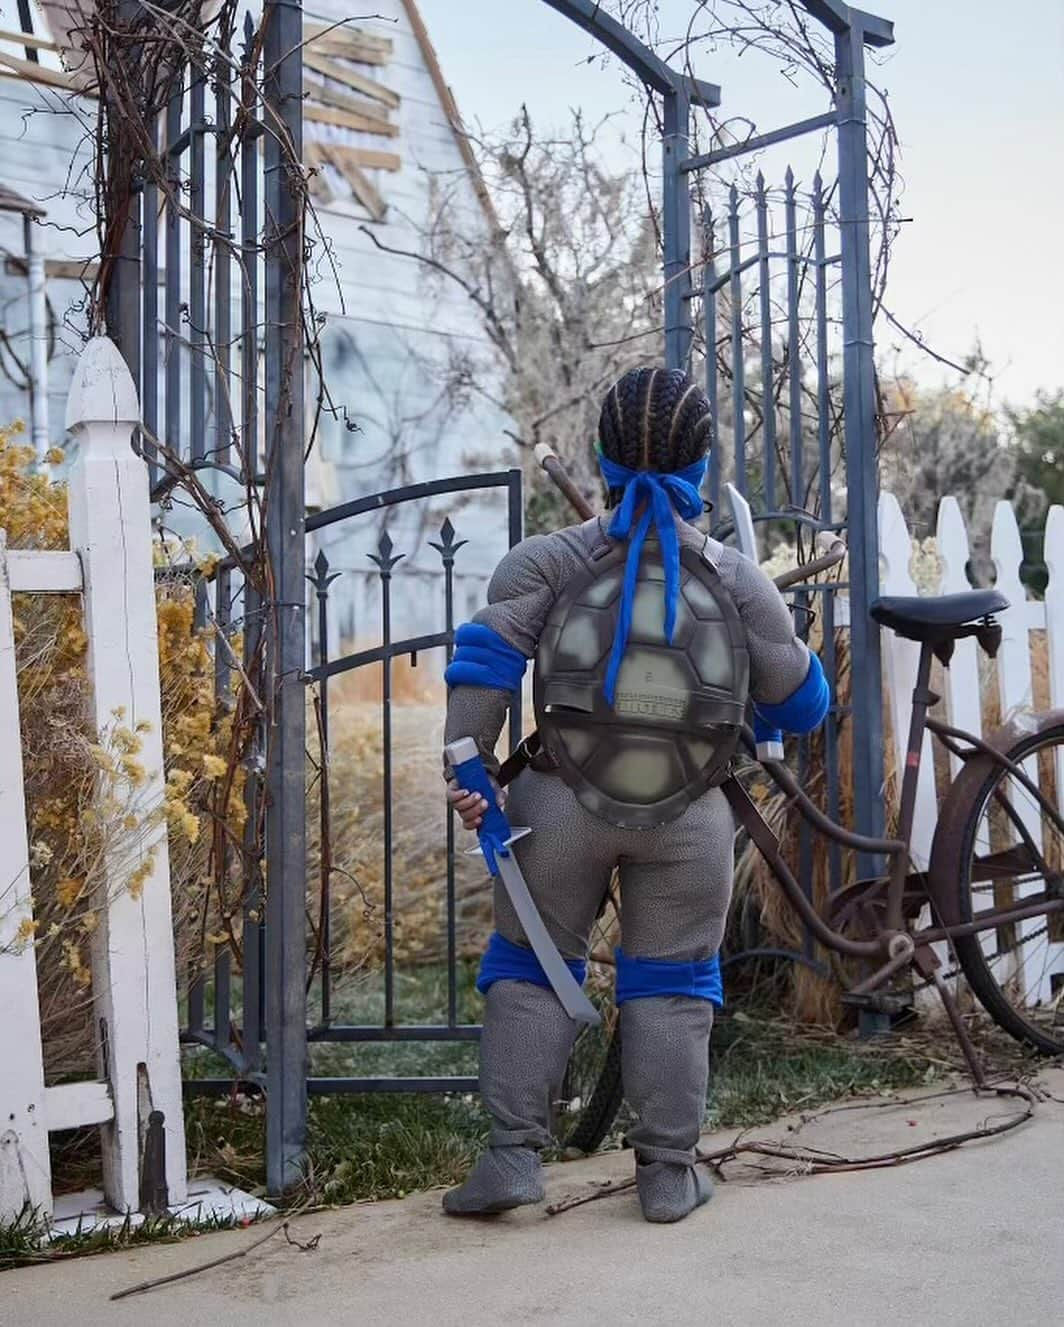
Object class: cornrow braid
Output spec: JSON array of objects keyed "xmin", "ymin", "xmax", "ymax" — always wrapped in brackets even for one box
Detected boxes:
[{"xmin": 598, "ymin": 366, "xmax": 713, "ymax": 506}]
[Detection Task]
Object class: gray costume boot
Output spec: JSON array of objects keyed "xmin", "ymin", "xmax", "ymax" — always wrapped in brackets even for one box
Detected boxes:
[
  {"xmin": 443, "ymin": 980, "xmax": 577, "ymax": 1215},
  {"xmin": 621, "ymin": 995, "xmax": 715, "ymax": 1223}
]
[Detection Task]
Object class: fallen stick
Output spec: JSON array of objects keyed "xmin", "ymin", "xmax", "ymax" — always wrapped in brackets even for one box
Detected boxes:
[
  {"xmin": 110, "ymin": 1220, "xmax": 319, "ymax": 1301},
  {"xmin": 546, "ymin": 1083, "xmax": 1036, "ymax": 1217}
]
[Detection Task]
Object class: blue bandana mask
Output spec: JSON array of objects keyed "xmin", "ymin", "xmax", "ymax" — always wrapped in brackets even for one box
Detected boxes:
[{"xmin": 597, "ymin": 452, "xmax": 707, "ymax": 705}]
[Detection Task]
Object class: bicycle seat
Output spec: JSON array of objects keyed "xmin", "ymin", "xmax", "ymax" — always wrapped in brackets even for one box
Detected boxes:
[{"xmin": 870, "ymin": 590, "xmax": 1009, "ymax": 643}]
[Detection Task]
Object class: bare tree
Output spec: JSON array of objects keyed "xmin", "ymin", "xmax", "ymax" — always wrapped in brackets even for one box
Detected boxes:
[{"xmin": 363, "ymin": 107, "xmax": 665, "ymax": 528}]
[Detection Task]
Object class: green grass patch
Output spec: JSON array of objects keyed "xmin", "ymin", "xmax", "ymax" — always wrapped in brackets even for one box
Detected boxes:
[
  {"xmin": 0, "ymin": 1205, "xmax": 251, "ymax": 1274},
  {"xmin": 706, "ymin": 1011, "xmax": 943, "ymax": 1129},
  {"xmin": 184, "ymin": 1091, "xmax": 488, "ymax": 1207}
]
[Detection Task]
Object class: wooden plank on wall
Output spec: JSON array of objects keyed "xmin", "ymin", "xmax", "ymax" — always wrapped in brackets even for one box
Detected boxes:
[
  {"xmin": 343, "ymin": 161, "xmax": 386, "ymax": 222},
  {"xmin": 305, "ymin": 141, "xmax": 388, "ymax": 221},
  {"xmin": 0, "ymin": 49, "xmax": 94, "ymax": 95},
  {"xmin": 304, "ymin": 77, "xmax": 398, "ymax": 135},
  {"xmin": 303, "ymin": 50, "xmax": 400, "ymax": 109},
  {"xmin": 0, "ymin": 28, "xmax": 59, "ymax": 54},
  {"xmin": 331, "ymin": 145, "xmax": 401, "ymax": 173},
  {"xmin": 5, "ymin": 256, "xmax": 99, "ymax": 282},
  {"xmin": 303, "ymin": 22, "xmax": 394, "ymax": 65},
  {"xmin": 305, "ymin": 104, "xmax": 398, "ymax": 138},
  {"xmin": 304, "ymin": 140, "xmax": 335, "ymax": 205}
]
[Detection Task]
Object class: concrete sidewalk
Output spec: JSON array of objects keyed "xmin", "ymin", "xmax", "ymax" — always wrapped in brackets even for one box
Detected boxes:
[{"xmin": 11, "ymin": 1067, "xmax": 1064, "ymax": 1327}]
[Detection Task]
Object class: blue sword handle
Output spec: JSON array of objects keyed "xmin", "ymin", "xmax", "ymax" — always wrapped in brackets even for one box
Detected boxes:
[{"xmin": 444, "ymin": 737, "xmax": 510, "ymax": 876}]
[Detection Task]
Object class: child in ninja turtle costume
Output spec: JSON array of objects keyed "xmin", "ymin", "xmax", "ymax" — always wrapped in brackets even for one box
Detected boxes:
[{"xmin": 442, "ymin": 366, "xmax": 829, "ymax": 1223}]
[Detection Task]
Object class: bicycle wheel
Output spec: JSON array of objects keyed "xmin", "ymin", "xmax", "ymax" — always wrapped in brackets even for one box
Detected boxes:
[
  {"xmin": 950, "ymin": 719, "xmax": 1064, "ymax": 1054},
  {"xmin": 551, "ymin": 882, "xmax": 625, "ymax": 1155}
]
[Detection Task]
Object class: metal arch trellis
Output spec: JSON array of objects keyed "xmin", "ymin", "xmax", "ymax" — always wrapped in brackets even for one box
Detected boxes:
[
  {"xmin": 102, "ymin": 0, "xmax": 895, "ymax": 1191},
  {"xmin": 538, "ymin": 0, "xmax": 894, "ymax": 881}
]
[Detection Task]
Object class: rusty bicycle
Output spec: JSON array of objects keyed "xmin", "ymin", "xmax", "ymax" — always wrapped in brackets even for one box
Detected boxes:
[{"xmin": 521, "ymin": 448, "xmax": 1064, "ymax": 1155}]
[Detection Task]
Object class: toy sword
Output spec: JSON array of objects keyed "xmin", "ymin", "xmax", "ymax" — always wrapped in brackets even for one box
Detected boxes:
[{"xmin": 444, "ymin": 737, "xmax": 601, "ymax": 1026}]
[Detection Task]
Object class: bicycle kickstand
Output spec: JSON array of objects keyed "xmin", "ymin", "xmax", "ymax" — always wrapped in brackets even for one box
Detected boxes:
[{"xmin": 913, "ymin": 947, "xmax": 988, "ymax": 1090}]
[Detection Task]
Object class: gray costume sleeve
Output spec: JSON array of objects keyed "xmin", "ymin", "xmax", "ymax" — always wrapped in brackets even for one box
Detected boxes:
[
  {"xmin": 723, "ymin": 555, "xmax": 811, "ymax": 706},
  {"xmin": 444, "ymin": 534, "xmax": 561, "ymax": 776}
]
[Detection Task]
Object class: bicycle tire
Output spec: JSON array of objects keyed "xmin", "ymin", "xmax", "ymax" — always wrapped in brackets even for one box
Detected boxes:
[
  {"xmin": 559, "ymin": 1022, "xmax": 624, "ymax": 1155},
  {"xmin": 950, "ymin": 720, "xmax": 1064, "ymax": 1055}
]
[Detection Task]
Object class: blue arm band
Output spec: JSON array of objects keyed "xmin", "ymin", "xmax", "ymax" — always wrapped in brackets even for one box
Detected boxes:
[
  {"xmin": 477, "ymin": 931, "xmax": 587, "ymax": 995},
  {"xmin": 754, "ymin": 653, "xmax": 830, "ymax": 736},
  {"xmin": 444, "ymin": 623, "xmax": 528, "ymax": 692}
]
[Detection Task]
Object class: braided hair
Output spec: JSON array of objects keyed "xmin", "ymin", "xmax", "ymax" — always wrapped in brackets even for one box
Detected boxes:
[{"xmin": 598, "ymin": 367, "xmax": 712, "ymax": 506}]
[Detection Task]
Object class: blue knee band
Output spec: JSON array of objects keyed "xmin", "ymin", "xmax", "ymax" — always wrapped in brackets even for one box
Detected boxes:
[
  {"xmin": 476, "ymin": 931, "xmax": 587, "ymax": 995},
  {"xmin": 445, "ymin": 623, "xmax": 528, "ymax": 692},
  {"xmin": 614, "ymin": 948, "xmax": 723, "ymax": 1007}
]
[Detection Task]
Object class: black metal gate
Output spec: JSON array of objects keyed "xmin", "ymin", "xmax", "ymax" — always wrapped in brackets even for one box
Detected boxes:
[
  {"xmin": 301, "ymin": 471, "xmax": 523, "ymax": 1092},
  {"xmin": 185, "ymin": 469, "xmax": 523, "ymax": 1098}
]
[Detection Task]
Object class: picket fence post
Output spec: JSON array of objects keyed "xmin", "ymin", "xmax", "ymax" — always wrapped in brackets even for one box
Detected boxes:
[
  {"xmin": 0, "ymin": 532, "xmax": 53, "ymax": 1220},
  {"xmin": 936, "ymin": 498, "xmax": 983, "ymax": 776},
  {"xmin": 877, "ymin": 492, "xmax": 937, "ymax": 869},
  {"xmin": 1042, "ymin": 505, "xmax": 1064, "ymax": 734},
  {"xmin": 1039, "ymin": 505, "xmax": 1064, "ymax": 996},
  {"xmin": 65, "ymin": 337, "xmax": 187, "ymax": 1213}
]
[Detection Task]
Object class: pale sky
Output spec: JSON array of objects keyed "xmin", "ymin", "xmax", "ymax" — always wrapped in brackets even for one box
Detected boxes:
[{"xmin": 417, "ymin": 0, "xmax": 1064, "ymax": 410}]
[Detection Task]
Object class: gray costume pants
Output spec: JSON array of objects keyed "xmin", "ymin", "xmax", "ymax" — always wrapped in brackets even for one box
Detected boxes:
[
  {"xmin": 481, "ymin": 768, "xmax": 732, "ymax": 1163},
  {"xmin": 500, "ymin": 768, "xmax": 735, "ymax": 964}
]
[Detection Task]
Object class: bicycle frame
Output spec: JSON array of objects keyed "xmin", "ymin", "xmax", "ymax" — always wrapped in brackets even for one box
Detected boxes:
[
  {"xmin": 727, "ymin": 634, "xmax": 1064, "ymax": 986},
  {"xmin": 532, "ymin": 447, "xmax": 1064, "ymax": 1075}
]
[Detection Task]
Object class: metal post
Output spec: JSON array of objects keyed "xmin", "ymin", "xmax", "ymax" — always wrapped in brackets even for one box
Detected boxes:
[
  {"xmin": 755, "ymin": 173, "xmax": 776, "ymax": 512},
  {"xmin": 835, "ymin": 19, "xmax": 885, "ymax": 872},
  {"xmin": 106, "ymin": 178, "xmax": 141, "ymax": 401},
  {"xmin": 727, "ymin": 185, "xmax": 746, "ymax": 494},
  {"xmin": 141, "ymin": 127, "xmax": 159, "ymax": 488},
  {"xmin": 262, "ymin": 0, "xmax": 307, "ymax": 1197},
  {"xmin": 702, "ymin": 208, "xmax": 720, "ymax": 511},
  {"xmin": 104, "ymin": 1, "xmax": 141, "ymax": 394},
  {"xmin": 662, "ymin": 88, "xmax": 692, "ymax": 372}
]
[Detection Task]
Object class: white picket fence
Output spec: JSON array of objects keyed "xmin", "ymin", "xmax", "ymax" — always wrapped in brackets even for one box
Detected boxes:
[
  {"xmin": 0, "ymin": 338, "xmax": 186, "ymax": 1225},
  {"xmin": 880, "ymin": 491, "xmax": 1064, "ymax": 1005}
]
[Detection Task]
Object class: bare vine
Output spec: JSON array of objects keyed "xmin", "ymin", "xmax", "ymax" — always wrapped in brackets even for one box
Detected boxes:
[{"xmin": 60, "ymin": 0, "xmax": 353, "ymax": 982}]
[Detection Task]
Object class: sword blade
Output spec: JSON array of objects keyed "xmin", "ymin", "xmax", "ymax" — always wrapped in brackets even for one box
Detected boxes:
[{"xmin": 496, "ymin": 851, "xmax": 601, "ymax": 1026}]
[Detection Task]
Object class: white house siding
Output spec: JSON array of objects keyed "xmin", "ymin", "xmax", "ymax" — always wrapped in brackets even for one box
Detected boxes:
[
  {"xmin": 0, "ymin": 1, "xmax": 515, "ymax": 653},
  {"xmin": 0, "ymin": 58, "xmax": 96, "ymax": 451},
  {"xmin": 304, "ymin": 0, "xmax": 514, "ymax": 651}
]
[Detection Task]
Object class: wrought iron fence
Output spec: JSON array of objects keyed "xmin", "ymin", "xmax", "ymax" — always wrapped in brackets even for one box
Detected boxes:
[
  {"xmin": 186, "ymin": 469, "xmax": 522, "ymax": 1095},
  {"xmin": 700, "ymin": 170, "xmax": 850, "ymax": 908},
  {"xmin": 680, "ymin": 7, "xmax": 893, "ymax": 886}
]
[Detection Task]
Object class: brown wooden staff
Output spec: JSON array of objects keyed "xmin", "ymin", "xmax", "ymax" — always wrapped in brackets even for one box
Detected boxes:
[{"xmin": 534, "ymin": 443, "xmax": 596, "ymax": 522}]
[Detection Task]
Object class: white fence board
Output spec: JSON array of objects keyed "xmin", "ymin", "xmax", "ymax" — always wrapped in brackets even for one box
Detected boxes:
[
  {"xmin": 878, "ymin": 492, "xmax": 937, "ymax": 869},
  {"xmin": 6, "ymin": 550, "xmax": 83, "ymax": 594},
  {"xmin": 936, "ymin": 497, "xmax": 983, "ymax": 778},
  {"xmin": 44, "ymin": 1081, "xmax": 115, "ymax": 1133},
  {"xmin": 66, "ymin": 338, "xmax": 187, "ymax": 1214},
  {"xmin": 990, "ymin": 500, "xmax": 1048, "ymax": 999},
  {"xmin": 0, "ymin": 535, "xmax": 52, "ymax": 1220},
  {"xmin": 0, "ymin": 337, "xmax": 188, "ymax": 1226}
]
